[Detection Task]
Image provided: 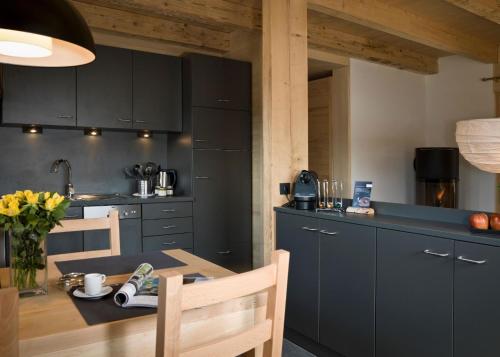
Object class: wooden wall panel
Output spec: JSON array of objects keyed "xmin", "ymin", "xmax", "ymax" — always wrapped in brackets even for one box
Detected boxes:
[{"xmin": 262, "ymin": 0, "xmax": 309, "ymax": 265}]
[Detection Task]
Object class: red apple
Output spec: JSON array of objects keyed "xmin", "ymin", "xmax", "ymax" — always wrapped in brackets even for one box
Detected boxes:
[
  {"xmin": 469, "ymin": 213, "xmax": 489, "ymax": 230},
  {"xmin": 490, "ymin": 214, "xmax": 500, "ymax": 231}
]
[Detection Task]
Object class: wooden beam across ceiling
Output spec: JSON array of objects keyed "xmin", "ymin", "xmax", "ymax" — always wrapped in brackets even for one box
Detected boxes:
[
  {"xmin": 71, "ymin": 1, "xmax": 231, "ymax": 53},
  {"xmin": 308, "ymin": 0, "xmax": 499, "ymax": 64},
  {"xmin": 443, "ymin": 0, "xmax": 500, "ymax": 25}
]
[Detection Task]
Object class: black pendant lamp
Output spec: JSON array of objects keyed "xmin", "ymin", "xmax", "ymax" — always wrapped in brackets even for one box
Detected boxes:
[{"xmin": 0, "ymin": 1, "xmax": 95, "ymax": 67}]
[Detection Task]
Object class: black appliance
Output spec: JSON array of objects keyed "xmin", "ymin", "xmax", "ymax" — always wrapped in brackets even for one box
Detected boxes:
[
  {"xmin": 414, "ymin": 147, "xmax": 459, "ymax": 208},
  {"xmin": 293, "ymin": 170, "xmax": 318, "ymax": 210}
]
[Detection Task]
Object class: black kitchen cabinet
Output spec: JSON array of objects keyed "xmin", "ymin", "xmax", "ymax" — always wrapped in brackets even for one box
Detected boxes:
[
  {"xmin": 376, "ymin": 229, "xmax": 453, "ymax": 357},
  {"xmin": 84, "ymin": 218, "xmax": 141, "ymax": 256},
  {"xmin": 133, "ymin": 52, "xmax": 182, "ymax": 131},
  {"xmin": 319, "ymin": 220, "xmax": 375, "ymax": 357},
  {"xmin": 47, "ymin": 207, "xmax": 83, "ymax": 255},
  {"xmin": 1, "ymin": 65, "xmax": 76, "ymax": 126},
  {"xmin": 77, "ymin": 46, "xmax": 133, "ymax": 129},
  {"xmin": 192, "ymin": 107, "xmax": 251, "ymax": 150},
  {"xmin": 454, "ymin": 241, "xmax": 500, "ymax": 357},
  {"xmin": 184, "ymin": 53, "xmax": 251, "ymax": 111},
  {"xmin": 193, "ymin": 149, "xmax": 251, "ymax": 272},
  {"xmin": 276, "ymin": 212, "xmax": 320, "ymax": 342}
]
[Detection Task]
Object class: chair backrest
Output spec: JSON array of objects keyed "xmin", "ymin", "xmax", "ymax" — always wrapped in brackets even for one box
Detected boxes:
[
  {"xmin": 47, "ymin": 210, "xmax": 120, "ymax": 273},
  {"xmin": 0, "ymin": 287, "xmax": 19, "ymax": 357},
  {"xmin": 156, "ymin": 249, "xmax": 290, "ymax": 357}
]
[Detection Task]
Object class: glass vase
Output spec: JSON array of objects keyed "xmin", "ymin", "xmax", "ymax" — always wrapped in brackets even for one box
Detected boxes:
[{"xmin": 9, "ymin": 231, "xmax": 48, "ymax": 297}]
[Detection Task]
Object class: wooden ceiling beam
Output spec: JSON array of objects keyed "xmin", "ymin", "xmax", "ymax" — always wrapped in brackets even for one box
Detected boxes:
[
  {"xmin": 308, "ymin": 11, "xmax": 438, "ymax": 74},
  {"xmin": 73, "ymin": 0, "xmax": 261, "ymax": 31},
  {"xmin": 443, "ymin": 0, "xmax": 500, "ymax": 25},
  {"xmin": 71, "ymin": 1, "xmax": 230, "ymax": 53},
  {"xmin": 308, "ymin": 0, "xmax": 499, "ymax": 63}
]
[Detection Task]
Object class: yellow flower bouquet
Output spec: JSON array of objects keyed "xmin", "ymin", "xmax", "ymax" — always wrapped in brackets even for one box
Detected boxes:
[{"xmin": 0, "ymin": 190, "xmax": 70, "ymax": 296}]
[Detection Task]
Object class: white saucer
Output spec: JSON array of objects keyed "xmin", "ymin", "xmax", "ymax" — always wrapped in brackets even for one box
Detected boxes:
[
  {"xmin": 73, "ymin": 286, "xmax": 113, "ymax": 300},
  {"xmin": 132, "ymin": 193, "xmax": 156, "ymax": 198}
]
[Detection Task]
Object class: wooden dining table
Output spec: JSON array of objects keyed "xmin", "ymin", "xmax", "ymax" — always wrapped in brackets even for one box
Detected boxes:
[{"xmin": 0, "ymin": 249, "xmax": 265, "ymax": 357}]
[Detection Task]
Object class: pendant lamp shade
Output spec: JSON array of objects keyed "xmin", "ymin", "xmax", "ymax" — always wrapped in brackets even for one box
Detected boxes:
[
  {"xmin": 0, "ymin": 1, "xmax": 95, "ymax": 67},
  {"xmin": 456, "ymin": 118, "xmax": 500, "ymax": 173}
]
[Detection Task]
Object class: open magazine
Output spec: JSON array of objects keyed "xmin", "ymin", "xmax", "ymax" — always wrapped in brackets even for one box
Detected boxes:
[{"xmin": 114, "ymin": 263, "xmax": 211, "ymax": 308}]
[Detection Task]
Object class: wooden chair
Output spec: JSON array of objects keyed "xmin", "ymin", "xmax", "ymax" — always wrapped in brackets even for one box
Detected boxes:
[
  {"xmin": 0, "ymin": 287, "xmax": 19, "ymax": 357},
  {"xmin": 47, "ymin": 210, "xmax": 120, "ymax": 276},
  {"xmin": 156, "ymin": 249, "xmax": 290, "ymax": 357}
]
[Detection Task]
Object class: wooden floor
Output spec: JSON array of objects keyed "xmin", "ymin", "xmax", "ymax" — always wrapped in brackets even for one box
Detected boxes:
[{"xmin": 283, "ymin": 339, "xmax": 316, "ymax": 357}]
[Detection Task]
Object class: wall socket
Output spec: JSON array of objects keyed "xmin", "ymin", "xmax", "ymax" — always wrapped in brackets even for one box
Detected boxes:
[{"xmin": 279, "ymin": 183, "xmax": 291, "ymax": 195}]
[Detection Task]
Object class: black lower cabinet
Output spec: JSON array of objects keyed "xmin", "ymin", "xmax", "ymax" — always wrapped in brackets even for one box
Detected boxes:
[
  {"xmin": 276, "ymin": 212, "xmax": 320, "ymax": 342},
  {"xmin": 376, "ymin": 229, "xmax": 453, "ymax": 357},
  {"xmin": 47, "ymin": 207, "xmax": 83, "ymax": 255},
  {"xmin": 454, "ymin": 241, "xmax": 500, "ymax": 357},
  {"xmin": 84, "ymin": 218, "xmax": 141, "ymax": 256},
  {"xmin": 319, "ymin": 220, "xmax": 375, "ymax": 357}
]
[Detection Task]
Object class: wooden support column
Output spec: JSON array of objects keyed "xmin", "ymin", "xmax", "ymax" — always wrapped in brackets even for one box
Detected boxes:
[
  {"xmin": 261, "ymin": 0, "xmax": 309, "ymax": 265},
  {"xmin": 495, "ymin": 63, "xmax": 500, "ymax": 212}
]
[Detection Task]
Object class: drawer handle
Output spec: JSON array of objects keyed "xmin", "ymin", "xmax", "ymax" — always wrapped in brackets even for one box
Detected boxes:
[
  {"xmin": 301, "ymin": 227, "xmax": 318, "ymax": 232},
  {"xmin": 320, "ymin": 230, "xmax": 338, "ymax": 236},
  {"xmin": 162, "ymin": 225, "xmax": 177, "ymax": 229},
  {"xmin": 217, "ymin": 250, "xmax": 232, "ymax": 255},
  {"xmin": 117, "ymin": 118, "xmax": 132, "ymax": 123},
  {"xmin": 161, "ymin": 209, "xmax": 176, "ymax": 212},
  {"xmin": 423, "ymin": 249, "xmax": 450, "ymax": 257},
  {"xmin": 216, "ymin": 99, "xmax": 231, "ymax": 103},
  {"xmin": 457, "ymin": 256, "xmax": 486, "ymax": 264},
  {"xmin": 194, "ymin": 139, "xmax": 208, "ymax": 142},
  {"xmin": 162, "ymin": 241, "xmax": 177, "ymax": 245},
  {"xmin": 135, "ymin": 120, "xmax": 147, "ymax": 123},
  {"xmin": 195, "ymin": 176, "xmax": 210, "ymax": 179},
  {"xmin": 57, "ymin": 114, "xmax": 74, "ymax": 119}
]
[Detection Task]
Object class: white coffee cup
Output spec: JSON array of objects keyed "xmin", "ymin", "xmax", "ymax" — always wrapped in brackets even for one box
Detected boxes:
[{"xmin": 84, "ymin": 273, "xmax": 106, "ymax": 296}]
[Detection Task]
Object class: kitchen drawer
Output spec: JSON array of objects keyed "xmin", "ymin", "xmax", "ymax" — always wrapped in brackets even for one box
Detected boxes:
[
  {"xmin": 142, "ymin": 202, "xmax": 192, "ymax": 220},
  {"xmin": 142, "ymin": 233, "xmax": 193, "ymax": 252},
  {"xmin": 142, "ymin": 217, "xmax": 193, "ymax": 237}
]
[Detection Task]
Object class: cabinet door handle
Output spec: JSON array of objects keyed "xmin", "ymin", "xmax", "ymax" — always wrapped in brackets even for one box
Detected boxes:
[
  {"xmin": 162, "ymin": 241, "xmax": 177, "ymax": 245},
  {"xmin": 320, "ymin": 230, "xmax": 338, "ymax": 236},
  {"xmin": 161, "ymin": 209, "xmax": 176, "ymax": 212},
  {"xmin": 195, "ymin": 176, "xmax": 210, "ymax": 179},
  {"xmin": 217, "ymin": 250, "xmax": 232, "ymax": 255},
  {"xmin": 301, "ymin": 227, "xmax": 318, "ymax": 232},
  {"xmin": 194, "ymin": 139, "xmax": 208, "ymax": 142},
  {"xmin": 117, "ymin": 118, "xmax": 132, "ymax": 123},
  {"xmin": 423, "ymin": 249, "xmax": 450, "ymax": 257},
  {"xmin": 57, "ymin": 114, "xmax": 74, "ymax": 119},
  {"xmin": 135, "ymin": 120, "xmax": 147, "ymax": 123},
  {"xmin": 162, "ymin": 225, "xmax": 177, "ymax": 229},
  {"xmin": 457, "ymin": 256, "xmax": 487, "ymax": 264},
  {"xmin": 216, "ymin": 99, "xmax": 231, "ymax": 103},
  {"xmin": 64, "ymin": 215, "xmax": 80, "ymax": 219}
]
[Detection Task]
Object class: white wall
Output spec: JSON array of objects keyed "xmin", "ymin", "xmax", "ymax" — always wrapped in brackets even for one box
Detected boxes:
[
  {"xmin": 349, "ymin": 59, "xmax": 427, "ymax": 204},
  {"xmin": 349, "ymin": 56, "xmax": 496, "ymax": 211},
  {"xmin": 425, "ymin": 56, "xmax": 496, "ymax": 211}
]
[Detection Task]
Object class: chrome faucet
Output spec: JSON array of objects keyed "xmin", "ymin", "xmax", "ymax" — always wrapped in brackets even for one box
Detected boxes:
[{"xmin": 50, "ymin": 159, "xmax": 75, "ymax": 198}]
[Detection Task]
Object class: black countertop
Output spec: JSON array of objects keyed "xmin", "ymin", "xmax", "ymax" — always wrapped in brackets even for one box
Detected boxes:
[
  {"xmin": 275, "ymin": 206, "xmax": 500, "ymax": 248},
  {"xmin": 69, "ymin": 195, "xmax": 193, "ymax": 207}
]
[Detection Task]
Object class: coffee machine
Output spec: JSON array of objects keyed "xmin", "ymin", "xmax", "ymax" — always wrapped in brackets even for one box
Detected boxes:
[
  {"xmin": 293, "ymin": 170, "xmax": 319, "ymax": 210},
  {"xmin": 156, "ymin": 169, "xmax": 177, "ymax": 196}
]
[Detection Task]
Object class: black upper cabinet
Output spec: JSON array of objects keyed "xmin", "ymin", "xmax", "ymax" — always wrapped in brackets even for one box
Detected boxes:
[
  {"xmin": 184, "ymin": 53, "xmax": 251, "ymax": 111},
  {"xmin": 319, "ymin": 220, "xmax": 376, "ymax": 357},
  {"xmin": 77, "ymin": 46, "xmax": 133, "ymax": 129},
  {"xmin": 376, "ymin": 229, "xmax": 453, "ymax": 357},
  {"xmin": 133, "ymin": 52, "xmax": 182, "ymax": 132},
  {"xmin": 2, "ymin": 65, "xmax": 76, "ymax": 126},
  {"xmin": 454, "ymin": 242, "xmax": 500, "ymax": 357},
  {"xmin": 276, "ymin": 212, "xmax": 320, "ymax": 342}
]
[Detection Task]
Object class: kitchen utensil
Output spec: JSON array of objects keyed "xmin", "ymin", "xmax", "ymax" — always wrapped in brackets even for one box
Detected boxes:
[
  {"xmin": 133, "ymin": 164, "xmax": 144, "ymax": 179},
  {"xmin": 157, "ymin": 169, "xmax": 177, "ymax": 190},
  {"xmin": 137, "ymin": 179, "xmax": 153, "ymax": 197},
  {"xmin": 144, "ymin": 162, "xmax": 158, "ymax": 179},
  {"xmin": 124, "ymin": 167, "xmax": 136, "ymax": 179},
  {"xmin": 84, "ymin": 273, "xmax": 106, "ymax": 296},
  {"xmin": 57, "ymin": 272, "xmax": 85, "ymax": 291}
]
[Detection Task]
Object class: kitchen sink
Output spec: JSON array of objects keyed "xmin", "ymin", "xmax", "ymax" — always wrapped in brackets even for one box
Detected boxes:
[{"xmin": 71, "ymin": 193, "xmax": 121, "ymax": 201}]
